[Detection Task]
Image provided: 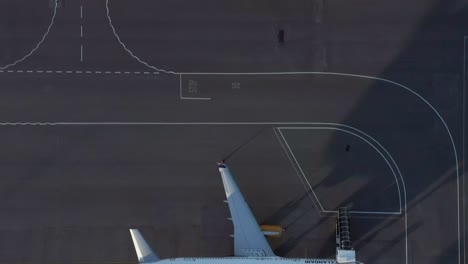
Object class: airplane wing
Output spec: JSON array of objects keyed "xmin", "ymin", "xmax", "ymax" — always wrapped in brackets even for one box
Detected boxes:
[
  {"xmin": 218, "ymin": 162, "xmax": 275, "ymax": 257},
  {"xmin": 130, "ymin": 229, "xmax": 160, "ymax": 263}
]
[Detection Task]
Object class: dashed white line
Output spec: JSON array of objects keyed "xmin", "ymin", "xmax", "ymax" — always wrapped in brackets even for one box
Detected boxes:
[
  {"xmin": 80, "ymin": 4, "xmax": 83, "ymax": 63},
  {"xmin": 0, "ymin": 69, "xmax": 160, "ymax": 76},
  {"xmin": 0, "ymin": 64, "xmax": 460, "ymax": 264}
]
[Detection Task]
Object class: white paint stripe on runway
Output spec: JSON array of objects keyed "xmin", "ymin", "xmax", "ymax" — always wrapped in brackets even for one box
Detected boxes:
[{"xmin": 463, "ymin": 35, "xmax": 467, "ymax": 264}]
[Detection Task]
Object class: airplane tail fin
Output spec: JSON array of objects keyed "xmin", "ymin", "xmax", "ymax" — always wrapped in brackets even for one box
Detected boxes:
[{"xmin": 130, "ymin": 229, "xmax": 160, "ymax": 263}]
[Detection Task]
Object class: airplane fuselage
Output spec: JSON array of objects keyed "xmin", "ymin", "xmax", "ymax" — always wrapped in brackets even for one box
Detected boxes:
[{"xmin": 156, "ymin": 257, "xmax": 339, "ymax": 264}]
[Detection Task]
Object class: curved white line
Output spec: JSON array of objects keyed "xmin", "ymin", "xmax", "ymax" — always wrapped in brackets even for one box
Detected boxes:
[
  {"xmin": 104, "ymin": 13, "xmax": 463, "ymax": 256},
  {"xmin": 102, "ymin": 10, "xmax": 461, "ymax": 228},
  {"xmin": 105, "ymin": 0, "xmax": 176, "ymax": 74},
  {"xmin": 180, "ymin": 71, "xmax": 460, "ymax": 264},
  {"xmin": 320, "ymin": 122, "xmax": 409, "ymax": 264},
  {"xmin": 0, "ymin": 0, "xmax": 58, "ymax": 70},
  {"xmin": 281, "ymin": 125, "xmax": 408, "ymax": 263},
  {"xmin": 279, "ymin": 126, "xmax": 403, "ymax": 214}
]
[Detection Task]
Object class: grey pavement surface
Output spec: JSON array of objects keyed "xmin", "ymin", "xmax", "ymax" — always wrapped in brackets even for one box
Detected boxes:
[{"xmin": 0, "ymin": 0, "xmax": 466, "ymax": 264}]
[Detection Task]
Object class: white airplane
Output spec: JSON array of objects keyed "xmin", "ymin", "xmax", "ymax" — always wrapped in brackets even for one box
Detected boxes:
[{"xmin": 129, "ymin": 161, "xmax": 358, "ymax": 264}]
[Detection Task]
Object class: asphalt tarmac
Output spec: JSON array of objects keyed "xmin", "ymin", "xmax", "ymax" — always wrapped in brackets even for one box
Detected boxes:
[{"xmin": 0, "ymin": 0, "xmax": 466, "ymax": 263}]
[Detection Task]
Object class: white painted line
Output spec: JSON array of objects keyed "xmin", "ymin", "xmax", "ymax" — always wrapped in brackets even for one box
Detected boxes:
[
  {"xmin": 26, "ymin": 70, "xmax": 33, "ymax": 73},
  {"xmin": 17, "ymin": 70, "xmax": 23, "ymax": 73},
  {"xmin": 180, "ymin": 97, "xmax": 212, "ymax": 100},
  {"xmin": 95, "ymin": 71, "xmax": 102, "ymax": 74},
  {"xmin": 463, "ymin": 35, "xmax": 467, "ymax": 264},
  {"xmin": 182, "ymin": 97, "xmax": 212, "ymax": 100},
  {"xmin": 46, "ymin": 70, "xmax": 53, "ymax": 73},
  {"xmin": 36, "ymin": 70, "xmax": 43, "ymax": 73},
  {"xmin": 115, "ymin": 71, "xmax": 121, "ymax": 74},
  {"xmin": 105, "ymin": 71, "xmax": 111, "ymax": 74},
  {"xmin": 277, "ymin": 125, "xmax": 407, "ymax": 263},
  {"xmin": 76, "ymin": 71, "xmax": 83, "ymax": 74},
  {"xmin": 55, "ymin": 71, "xmax": 62, "ymax": 73},
  {"xmin": 85, "ymin": 71, "xmax": 92, "ymax": 74},
  {"xmin": 0, "ymin": 0, "xmax": 58, "ymax": 70},
  {"xmin": 7, "ymin": 70, "xmax": 13, "ymax": 73},
  {"xmin": 0, "ymin": 121, "xmax": 439, "ymax": 127},
  {"xmin": 80, "ymin": 5, "xmax": 83, "ymax": 64},
  {"xmin": 272, "ymin": 128, "xmax": 323, "ymax": 215},
  {"xmin": 278, "ymin": 126, "xmax": 403, "ymax": 213},
  {"xmin": 276, "ymin": 128, "xmax": 326, "ymax": 212},
  {"xmin": 179, "ymin": 74, "xmax": 183, "ymax": 98},
  {"xmin": 134, "ymin": 72, "xmax": 141, "ymax": 74},
  {"xmin": 323, "ymin": 210, "xmax": 402, "ymax": 215},
  {"xmin": 278, "ymin": 127, "xmax": 404, "ymax": 215},
  {"xmin": 66, "ymin": 71, "xmax": 73, "ymax": 74},
  {"xmin": 124, "ymin": 72, "xmax": 131, "ymax": 74}
]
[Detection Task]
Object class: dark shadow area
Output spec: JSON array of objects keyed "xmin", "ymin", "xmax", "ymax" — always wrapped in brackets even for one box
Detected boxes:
[
  {"xmin": 313, "ymin": 0, "xmax": 468, "ymax": 262},
  {"xmin": 261, "ymin": 190, "xmax": 312, "ymax": 225},
  {"xmin": 365, "ymin": 221, "xmax": 422, "ymax": 264},
  {"xmin": 274, "ymin": 214, "xmax": 334, "ymax": 257}
]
